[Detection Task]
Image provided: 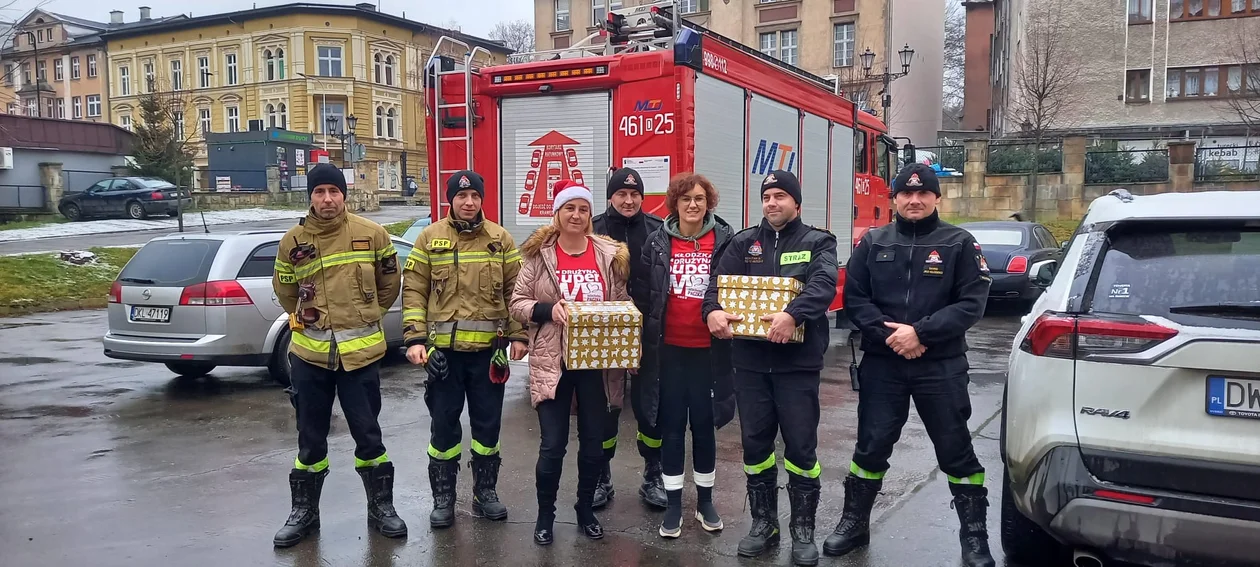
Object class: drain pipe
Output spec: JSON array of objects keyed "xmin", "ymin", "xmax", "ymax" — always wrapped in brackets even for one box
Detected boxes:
[{"xmin": 1073, "ymin": 549, "xmax": 1104, "ymax": 567}]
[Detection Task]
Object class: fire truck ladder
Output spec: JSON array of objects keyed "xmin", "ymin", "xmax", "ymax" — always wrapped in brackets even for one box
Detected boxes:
[
  {"xmin": 507, "ymin": 0, "xmax": 683, "ymax": 64},
  {"xmin": 425, "ymin": 37, "xmax": 491, "ymax": 183}
]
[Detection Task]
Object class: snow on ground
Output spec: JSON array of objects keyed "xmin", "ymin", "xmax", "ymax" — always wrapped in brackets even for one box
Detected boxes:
[{"xmin": 0, "ymin": 209, "xmax": 307, "ymax": 243}]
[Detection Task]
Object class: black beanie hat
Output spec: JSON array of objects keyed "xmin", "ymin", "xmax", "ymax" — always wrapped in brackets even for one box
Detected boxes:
[
  {"xmin": 893, "ymin": 163, "xmax": 941, "ymax": 197},
  {"xmin": 307, "ymin": 163, "xmax": 347, "ymax": 196},
  {"xmin": 446, "ymin": 170, "xmax": 486, "ymax": 203},
  {"xmin": 760, "ymin": 169, "xmax": 802, "ymax": 205},
  {"xmin": 606, "ymin": 167, "xmax": 643, "ymax": 199}
]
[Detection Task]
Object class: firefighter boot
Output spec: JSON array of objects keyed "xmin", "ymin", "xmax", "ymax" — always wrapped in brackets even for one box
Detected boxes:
[
  {"xmin": 736, "ymin": 471, "xmax": 781, "ymax": 558},
  {"xmin": 357, "ymin": 462, "xmax": 408, "ymax": 538},
  {"xmin": 273, "ymin": 467, "xmax": 329, "ymax": 548},
  {"xmin": 592, "ymin": 457, "xmax": 614, "ymax": 509},
  {"xmin": 639, "ymin": 454, "xmax": 668, "ymax": 509},
  {"xmin": 950, "ymin": 484, "xmax": 997, "ymax": 567},
  {"xmin": 823, "ymin": 474, "xmax": 881, "ymax": 557},
  {"xmin": 428, "ymin": 458, "xmax": 459, "ymax": 529},
  {"xmin": 787, "ymin": 478, "xmax": 821, "ymax": 566},
  {"xmin": 470, "ymin": 454, "xmax": 509, "ymax": 521}
]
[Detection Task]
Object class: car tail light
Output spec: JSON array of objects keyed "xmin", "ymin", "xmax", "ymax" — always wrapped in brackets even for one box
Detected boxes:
[
  {"xmin": 1019, "ymin": 313, "xmax": 1177, "ymax": 359},
  {"xmin": 180, "ymin": 281, "xmax": 254, "ymax": 306},
  {"xmin": 1006, "ymin": 255, "xmax": 1028, "ymax": 274},
  {"xmin": 1093, "ymin": 489, "xmax": 1156, "ymax": 505},
  {"xmin": 108, "ymin": 281, "xmax": 122, "ymax": 304},
  {"xmin": 150, "ymin": 191, "xmax": 165, "ymax": 200}
]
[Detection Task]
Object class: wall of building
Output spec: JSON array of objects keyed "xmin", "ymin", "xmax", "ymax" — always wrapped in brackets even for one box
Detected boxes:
[
  {"xmin": 889, "ymin": 0, "xmax": 944, "ymax": 145},
  {"xmin": 2, "ymin": 21, "xmax": 108, "ymax": 122},
  {"xmin": 961, "ymin": 1, "xmax": 994, "ymax": 132}
]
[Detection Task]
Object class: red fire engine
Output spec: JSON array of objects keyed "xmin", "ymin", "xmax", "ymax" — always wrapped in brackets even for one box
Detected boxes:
[{"xmin": 423, "ymin": 1, "xmax": 900, "ymax": 317}]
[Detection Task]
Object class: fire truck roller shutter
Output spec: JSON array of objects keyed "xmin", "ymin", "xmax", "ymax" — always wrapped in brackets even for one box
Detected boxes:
[
  {"xmin": 800, "ymin": 113, "xmax": 830, "ymax": 230},
  {"xmin": 746, "ymin": 93, "xmax": 800, "ymax": 227},
  {"xmin": 692, "ymin": 74, "xmax": 747, "ymax": 230},
  {"xmin": 498, "ymin": 92, "xmax": 613, "ymax": 245},
  {"xmin": 829, "ymin": 123, "xmax": 856, "ymax": 264}
]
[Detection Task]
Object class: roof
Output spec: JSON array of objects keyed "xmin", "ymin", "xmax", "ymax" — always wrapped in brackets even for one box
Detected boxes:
[
  {"xmin": 1084, "ymin": 189, "xmax": 1260, "ymax": 224},
  {"xmin": 0, "ymin": 10, "xmax": 188, "ymax": 55},
  {"xmin": 98, "ymin": 3, "xmax": 509, "ymax": 54}
]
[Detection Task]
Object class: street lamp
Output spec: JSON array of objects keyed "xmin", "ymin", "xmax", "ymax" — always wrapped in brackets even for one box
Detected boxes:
[
  {"xmin": 325, "ymin": 114, "xmax": 357, "ymax": 168},
  {"xmin": 859, "ymin": 43, "xmax": 915, "ymax": 125}
]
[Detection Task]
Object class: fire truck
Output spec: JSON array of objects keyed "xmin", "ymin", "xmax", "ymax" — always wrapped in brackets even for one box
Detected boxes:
[{"xmin": 423, "ymin": 1, "xmax": 901, "ymax": 317}]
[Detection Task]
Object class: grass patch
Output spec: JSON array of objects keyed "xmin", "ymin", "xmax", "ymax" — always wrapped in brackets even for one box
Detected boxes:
[
  {"xmin": 944, "ymin": 216, "xmax": 1080, "ymax": 243},
  {"xmin": 0, "ymin": 247, "xmax": 138, "ymax": 312},
  {"xmin": 384, "ymin": 219, "xmax": 419, "ymax": 237},
  {"xmin": 0, "ymin": 217, "xmax": 66, "ymax": 231}
]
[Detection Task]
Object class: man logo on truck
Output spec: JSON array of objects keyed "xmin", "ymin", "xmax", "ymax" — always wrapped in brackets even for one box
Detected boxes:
[{"xmin": 751, "ymin": 139, "xmax": 797, "ymax": 176}]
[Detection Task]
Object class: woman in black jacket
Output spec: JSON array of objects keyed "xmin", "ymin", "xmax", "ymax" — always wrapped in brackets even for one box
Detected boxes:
[{"xmin": 637, "ymin": 172, "xmax": 737, "ymax": 538}]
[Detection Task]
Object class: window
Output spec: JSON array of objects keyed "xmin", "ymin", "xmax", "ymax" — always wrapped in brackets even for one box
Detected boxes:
[
  {"xmin": 278, "ymin": 103, "xmax": 287, "ymax": 129},
  {"xmin": 760, "ymin": 30, "xmax": 797, "ymax": 65},
  {"xmin": 72, "ymin": 96, "xmax": 81, "ymax": 119},
  {"xmin": 679, "ymin": 0, "xmax": 707, "ymax": 13},
  {"xmin": 237, "ymin": 243, "xmax": 280, "ymax": 278},
  {"xmin": 143, "ymin": 60, "xmax": 154, "ymax": 92},
  {"xmin": 320, "ymin": 101, "xmax": 346, "ymax": 133},
  {"xmin": 1172, "ymin": 0, "xmax": 1260, "ymax": 18},
  {"xmin": 87, "ymin": 95, "xmax": 101, "ymax": 117},
  {"xmin": 120, "ymin": 115, "xmax": 132, "ymax": 132},
  {"xmin": 4, "ymin": 63, "xmax": 12, "ymax": 86},
  {"xmin": 1128, "ymin": 0, "xmax": 1152, "ymax": 23},
  {"xmin": 555, "ymin": 0, "xmax": 571, "ymax": 31},
  {"xmin": 171, "ymin": 60, "xmax": 182, "ymax": 91},
  {"xmin": 71, "ymin": 56, "xmax": 80, "ymax": 79},
  {"xmin": 759, "ymin": 32, "xmax": 777, "ymax": 57},
  {"xmin": 7, "ymin": 103, "xmax": 16, "ymax": 114},
  {"xmin": 265, "ymin": 49, "xmax": 276, "ymax": 81},
  {"xmin": 855, "ymin": 131, "xmax": 868, "ymax": 173},
  {"xmin": 21, "ymin": 63, "xmax": 30, "ymax": 84},
  {"xmin": 37, "ymin": 29, "xmax": 43, "ymax": 42},
  {"xmin": 37, "ymin": 60, "xmax": 46, "ymax": 81},
  {"xmin": 55, "ymin": 98, "xmax": 64, "ymax": 119},
  {"xmin": 199, "ymin": 107, "xmax": 211, "ymax": 133},
  {"xmin": 119, "ymin": 65, "xmax": 130, "ymax": 95},
  {"xmin": 276, "ymin": 48, "xmax": 285, "ymax": 80},
  {"xmin": 87, "ymin": 54, "xmax": 97, "ymax": 78},
  {"xmin": 25, "ymin": 98, "xmax": 35, "ymax": 116},
  {"xmin": 387, "ymin": 108, "xmax": 396, "ymax": 139},
  {"xmin": 173, "ymin": 110, "xmax": 185, "ymax": 140},
  {"xmin": 317, "ymin": 46, "xmax": 342, "ymax": 77},
  {"xmin": 225, "ymin": 53, "xmax": 238, "ymax": 85},
  {"xmin": 268, "ymin": 103, "xmax": 288, "ymax": 128},
  {"xmin": 374, "ymin": 53, "xmax": 382, "ymax": 83},
  {"xmin": 1166, "ymin": 65, "xmax": 1249, "ymax": 99},
  {"xmin": 376, "ymin": 105, "xmax": 385, "ymax": 137},
  {"xmin": 226, "ymin": 106, "xmax": 240, "ymax": 132},
  {"xmin": 46, "ymin": 98, "xmax": 54, "ymax": 117},
  {"xmin": 385, "ymin": 55, "xmax": 394, "ymax": 86},
  {"xmin": 54, "ymin": 59, "xmax": 63, "ymax": 81},
  {"xmin": 833, "ymin": 22, "xmax": 855, "ymax": 67},
  {"xmin": 1126, "ymin": 69, "xmax": 1151, "ymax": 101},
  {"xmin": 198, "ymin": 56, "xmax": 210, "ymax": 88},
  {"xmin": 371, "ymin": 53, "xmax": 397, "ymax": 85}
]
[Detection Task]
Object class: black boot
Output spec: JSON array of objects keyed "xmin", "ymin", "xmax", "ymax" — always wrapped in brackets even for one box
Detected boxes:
[
  {"xmin": 535, "ymin": 456, "xmax": 561, "ymax": 546},
  {"xmin": 427, "ymin": 458, "xmax": 459, "ymax": 529},
  {"xmin": 274, "ymin": 467, "xmax": 328, "ymax": 547},
  {"xmin": 950, "ymin": 484, "xmax": 996, "ymax": 567},
  {"xmin": 823, "ymin": 474, "xmax": 881, "ymax": 557},
  {"xmin": 575, "ymin": 455, "xmax": 604, "ymax": 539},
  {"xmin": 592, "ymin": 457, "xmax": 614, "ymax": 509},
  {"xmin": 787, "ymin": 478, "xmax": 821, "ymax": 566},
  {"xmin": 639, "ymin": 455, "xmax": 668, "ymax": 509},
  {"xmin": 736, "ymin": 471, "xmax": 781, "ymax": 557},
  {"xmin": 471, "ymin": 454, "xmax": 508, "ymax": 521},
  {"xmin": 357, "ymin": 462, "xmax": 408, "ymax": 538}
]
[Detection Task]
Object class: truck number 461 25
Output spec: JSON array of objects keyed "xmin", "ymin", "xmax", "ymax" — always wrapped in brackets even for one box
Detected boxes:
[{"xmin": 619, "ymin": 113, "xmax": 675, "ymax": 137}]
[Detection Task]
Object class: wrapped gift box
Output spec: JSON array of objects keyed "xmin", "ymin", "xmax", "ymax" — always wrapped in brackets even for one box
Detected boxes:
[
  {"xmin": 717, "ymin": 275, "xmax": 805, "ymax": 343},
  {"xmin": 565, "ymin": 301, "xmax": 643, "ymax": 370}
]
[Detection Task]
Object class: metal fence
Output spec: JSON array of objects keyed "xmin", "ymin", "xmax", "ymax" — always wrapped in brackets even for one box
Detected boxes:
[
  {"xmin": 192, "ymin": 166, "xmax": 309, "ymax": 192},
  {"xmin": 61, "ymin": 169, "xmax": 118, "ymax": 194},
  {"xmin": 1194, "ymin": 145, "xmax": 1260, "ymax": 182},
  {"xmin": 0, "ymin": 185, "xmax": 46, "ymax": 210},
  {"xmin": 1085, "ymin": 148, "xmax": 1170, "ymax": 184},
  {"xmin": 914, "ymin": 145, "xmax": 965, "ymax": 174},
  {"xmin": 986, "ymin": 141, "xmax": 1063, "ymax": 175}
]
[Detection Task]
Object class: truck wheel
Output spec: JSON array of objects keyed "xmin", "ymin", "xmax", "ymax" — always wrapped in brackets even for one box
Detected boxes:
[
  {"xmin": 1001, "ymin": 468, "xmax": 1065, "ymax": 566},
  {"xmin": 165, "ymin": 362, "xmax": 215, "ymax": 378},
  {"xmin": 268, "ymin": 329, "xmax": 293, "ymax": 386}
]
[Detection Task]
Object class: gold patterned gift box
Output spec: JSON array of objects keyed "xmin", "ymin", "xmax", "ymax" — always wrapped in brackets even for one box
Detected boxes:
[
  {"xmin": 564, "ymin": 301, "xmax": 643, "ymax": 370},
  {"xmin": 717, "ymin": 275, "xmax": 805, "ymax": 343}
]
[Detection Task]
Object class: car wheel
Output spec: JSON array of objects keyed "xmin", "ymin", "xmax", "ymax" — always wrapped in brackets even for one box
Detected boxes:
[
  {"xmin": 268, "ymin": 329, "xmax": 293, "ymax": 386},
  {"xmin": 168, "ymin": 210, "xmax": 180, "ymax": 218},
  {"xmin": 165, "ymin": 362, "xmax": 216, "ymax": 378},
  {"xmin": 127, "ymin": 200, "xmax": 147, "ymax": 220},
  {"xmin": 1001, "ymin": 467, "xmax": 1066, "ymax": 566},
  {"xmin": 62, "ymin": 203, "xmax": 82, "ymax": 221}
]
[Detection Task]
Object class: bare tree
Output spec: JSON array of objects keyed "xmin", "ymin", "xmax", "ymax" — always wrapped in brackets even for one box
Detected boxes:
[
  {"xmin": 1221, "ymin": 17, "xmax": 1260, "ymax": 129},
  {"xmin": 1008, "ymin": 3, "xmax": 1081, "ymax": 221},
  {"xmin": 489, "ymin": 20, "xmax": 535, "ymax": 54},
  {"xmin": 942, "ymin": 0, "xmax": 965, "ymax": 129}
]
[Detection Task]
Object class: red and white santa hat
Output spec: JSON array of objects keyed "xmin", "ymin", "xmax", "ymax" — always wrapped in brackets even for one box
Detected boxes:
[{"xmin": 551, "ymin": 180, "xmax": 594, "ymax": 214}]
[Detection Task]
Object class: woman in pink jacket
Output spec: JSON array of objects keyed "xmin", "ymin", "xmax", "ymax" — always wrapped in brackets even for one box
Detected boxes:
[{"xmin": 510, "ymin": 181, "xmax": 631, "ymax": 546}]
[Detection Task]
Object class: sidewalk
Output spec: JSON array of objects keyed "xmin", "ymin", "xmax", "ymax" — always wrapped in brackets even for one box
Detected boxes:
[{"xmin": 0, "ymin": 208, "xmax": 307, "ymax": 243}]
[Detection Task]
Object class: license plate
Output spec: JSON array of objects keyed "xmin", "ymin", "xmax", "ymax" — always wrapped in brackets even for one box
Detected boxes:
[
  {"xmin": 129, "ymin": 306, "xmax": 171, "ymax": 323},
  {"xmin": 1206, "ymin": 376, "xmax": 1260, "ymax": 419}
]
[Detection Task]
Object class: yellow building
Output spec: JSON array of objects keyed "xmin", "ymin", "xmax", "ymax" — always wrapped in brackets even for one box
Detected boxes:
[{"xmin": 102, "ymin": 2, "xmax": 509, "ymax": 192}]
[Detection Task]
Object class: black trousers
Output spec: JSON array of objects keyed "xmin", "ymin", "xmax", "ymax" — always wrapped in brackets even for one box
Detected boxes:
[
  {"xmin": 602, "ymin": 368, "xmax": 663, "ymax": 462},
  {"xmin": 289, "ymin": 355, "xmax": 386, "ymax": 469},
  {"xmin": 734, "ymin": 369, "xmax": 821, "ymax": 481},
  {"xmin": 659, "ymin": 345, "xmax": 717, "ymax": 482},
  {"xmin": 850, "ymin": 354, "xmax": 984, "ymax": 483},
  {"xmin": 536, "ymin": 369, "xmax": 607, "ymax": 507},
  {"xmin": 426, "ymin": 349, "xmax": 505, "ymax": 461}
]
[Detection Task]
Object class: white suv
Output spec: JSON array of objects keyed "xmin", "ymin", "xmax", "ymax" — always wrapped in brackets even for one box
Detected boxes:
[{"xmin": 1002, "ymin": 189, "xmax": 1260, "ymax": 567}]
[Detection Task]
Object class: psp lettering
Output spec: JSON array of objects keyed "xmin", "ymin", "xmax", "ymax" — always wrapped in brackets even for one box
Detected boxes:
[
  {"xmin": 670, "ymin": 251, "xmax": 710, "ymax": 299},
  {"xmin": 558, "ymin": 269, "xmax": 605, "ymax": 301}
]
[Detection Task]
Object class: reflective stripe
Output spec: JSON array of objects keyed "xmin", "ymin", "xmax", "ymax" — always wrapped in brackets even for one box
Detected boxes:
[
  {"xmin": 744, "ymin": 454, "xmax": 776, "ymax": 475},
  {"xmin": 602, "ymin": 437, "xmax": 617, "ymax": 450},
  {"xmin": 947, "ymin": 472, "xmax": 985, "ymax": 485},
  {"xmin": 428, "ymin": 443, "xmax": 460, "ymax": 460},
  {"xmin": 293, "ymin": 250, "xmax": 376, "ymax": 279},
  {"xmin": 337, "ymin": 329, "xmax": 385, "ymax": 355},
  {"xmin": 275, "ymin": 258, "xmax": 296, "ymax": 274},
  {"xmin": 292, "ymin": 325, "xmax": 383, "ymax": 356},
  {"xmin": 637, "ymin": 431, "xmax": 662, "ymax": 449},
  {"xmin": 432, "ymin": 330, "xmax": 497, "ymax": 348},
  {"xmin": 432, "ymin": 320, "xmax": 499, "ymax": 333},
  {"xmin": 402, "ymin": 308, "xmax": 427, "ymax": 323},
  {"xmin": 428, "ymin": 250, "xmax": 495, "ymax": 267},
  {"xmin": 376, "ymin": 244, "xmax": 397, "ymax": 260},
  {"xmin": 850, "ymin": 461, "xmax": 886, "ymax": 480},
  {"xmin": 785, "ymin": 459, "xmax": 822, "ymax": 479},
  {"xmin": 504, "ymin": 249, "xmax": 522, "ymax": 264},
  {"xmin": 292, "ymin": 330, "xmax": 332, "ymax": 354},
  {"xmin": 295, "ymin": 457, "xmax": 329, "ymax": 473},
  {"xmin": 693, "ymin": 470, "xmax": 716, "ymax": 488},
  {"xmin": 662, "ymin": 473, "xmax": 685, "ymax": 491},
  {"xmin": 355, "ymin": 453, "xmax": 390, "ymax": 468},
  {"xmin": 407, "ymin": 248, "xmax": 430, "ymax": 265},
  {"xmin": 471, "ymin": 439, "xmax": 500, "ymax": 456}
]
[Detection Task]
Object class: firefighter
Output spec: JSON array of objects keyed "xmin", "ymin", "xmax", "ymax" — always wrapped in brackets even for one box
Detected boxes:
[
  {"xmin": 703, "ymin": 170, "xmax": 838, "ymax": 566},
  {"xmin": 829, "ymin": 163, "xmax": 994, "ymax": 567},
  {"xmin": 401, "ymin": 170, "xmax": 528, "ymax": 529},
  {"xmin": 272, "ymin": 163, "xmax": 407, "ymax": 547},
  {"xmin": 591, "ymin": 166, "xmax": 668, "ymax": 510}
]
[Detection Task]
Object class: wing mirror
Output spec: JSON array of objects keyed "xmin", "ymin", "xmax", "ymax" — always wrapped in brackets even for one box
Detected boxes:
[{"xmin": 1029, "ymin": 260, "xmax": 1058, "ymax": 289}]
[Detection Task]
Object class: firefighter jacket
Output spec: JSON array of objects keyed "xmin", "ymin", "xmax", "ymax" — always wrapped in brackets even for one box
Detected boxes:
[
  {"xmin": 273, "ymin": 210, "xmax": 401, "ymax": 372},
  {"xmin": 401, "ymin": 213, "xmax": 526, "ymax": 351}
]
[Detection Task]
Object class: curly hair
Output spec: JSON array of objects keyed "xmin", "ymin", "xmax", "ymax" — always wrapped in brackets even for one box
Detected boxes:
[{"xmin": 665, "ymin": 172, "xmax": 719, "ymax": 215}]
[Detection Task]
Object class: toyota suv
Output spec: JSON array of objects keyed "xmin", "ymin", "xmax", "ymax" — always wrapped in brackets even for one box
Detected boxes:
[
  {"xmin": 102, "ymin": 230, "xmax": 414, "ymax": 385},
  {"xmin": 1002, "ymin": 189, "xmax": 1260, "ymax": 567}
]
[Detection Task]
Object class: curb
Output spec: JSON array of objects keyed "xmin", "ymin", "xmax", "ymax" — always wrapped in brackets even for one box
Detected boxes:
[{"xmin": 0, "ymin": 298, "xmax": 108, "ymax": 317}]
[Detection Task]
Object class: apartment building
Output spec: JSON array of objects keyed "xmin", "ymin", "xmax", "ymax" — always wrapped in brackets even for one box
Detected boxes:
[
  {"xmin": 100, "ymin": 2, "xmax": 509, "ymax": 187},
  {"xmin": 0, "ymin": 8, "xmax": 181, "ymax": 122}
]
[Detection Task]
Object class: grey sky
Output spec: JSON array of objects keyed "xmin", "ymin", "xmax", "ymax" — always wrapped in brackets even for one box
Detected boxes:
[{"xmin": 2, "ymin": 0, "xmax": 534, "ymax": 38}]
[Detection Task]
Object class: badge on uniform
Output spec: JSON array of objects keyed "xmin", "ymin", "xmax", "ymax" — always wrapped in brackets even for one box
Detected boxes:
[
  {"xmin": 924, "ymin": 249, "xmax": 945, "ymax": 277},
  {"xmin": 352, "ymin": 239, "xmax": 372, "ymax": 251},
  {"xmin": 746, "ymin": 240, "xmax": 764, "ymax": 263},
  {"xmin": 430, "ymin": 238, "xmax": 452, "ymax": 250},
  {"xmin": 382, "ymin": 255, "xmax": 398, "ymax": 274}
]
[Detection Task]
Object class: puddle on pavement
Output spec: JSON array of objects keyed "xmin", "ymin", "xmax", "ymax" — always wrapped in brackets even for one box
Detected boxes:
[
  {"xmin": 0, "ymin": 404, "xmax": 95, "ymax": 420},
  {"xmin": 0, "ymin": 321, "xmax": 51, "ymax": 331},
  {"xmin": 0, "ymin": 377, "xmax": 55, "ymax": 391},
  {"xmin": 0, "ymin": 356, "xmax": 62, "ymax": 366},
  {"xmin": 95, "ymin": 361, "xmax": 145, "ymax": 369},
  {"xmin": 74, "ymin": 387, "xmax": 134, "ymax": 399}
]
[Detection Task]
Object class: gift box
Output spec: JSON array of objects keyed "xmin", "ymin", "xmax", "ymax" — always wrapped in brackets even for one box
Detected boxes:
[
  {"xmin": 565, "ymin": 301, "xmax": 643, "ymax": 370},
  {"xmin": 717, "ymin": 275, "xmax": 805, "ymax": 343}
]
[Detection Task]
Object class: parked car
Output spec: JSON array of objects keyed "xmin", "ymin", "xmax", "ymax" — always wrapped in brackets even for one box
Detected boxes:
[
  {"xmin": 1002, "ymin": 189, "xmax": 1260, "ymax": 567},
  {"xmin": 102, "ymin": 230, "xmax": 413, "ymax": 385},
  {"xmin": 59, "ymin": 176, "xmax": 193, "ymax": 221},
  {"xmin": 959, "ymin": 220, "xmax": 1064, "ymax": 306},
  {"xmin": 399, "ymin": 215, "xmax": 434, "ymax": 244}
]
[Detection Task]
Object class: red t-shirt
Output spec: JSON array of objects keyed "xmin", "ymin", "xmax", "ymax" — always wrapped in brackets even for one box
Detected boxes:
[
  {"xmin": 664, "ymin": 231, "xmax": 716, "ymax": 348},
  {"xmin": 555, "ymin": 239, "xmax": 606, "ymax": 302}
]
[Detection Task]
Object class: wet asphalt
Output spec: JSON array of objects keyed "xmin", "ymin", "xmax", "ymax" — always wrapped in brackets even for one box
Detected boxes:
[{"xmin": 0, "ymin": 306, "xmax": 1048, "ymax": 567}]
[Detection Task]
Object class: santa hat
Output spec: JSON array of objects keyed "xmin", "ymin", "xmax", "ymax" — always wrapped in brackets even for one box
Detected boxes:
[{"xmin": 552, "ymin": 180, "xmax": 594, "ymax": 213}]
